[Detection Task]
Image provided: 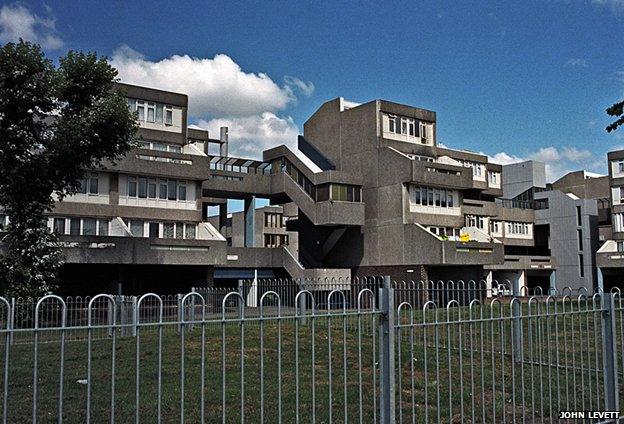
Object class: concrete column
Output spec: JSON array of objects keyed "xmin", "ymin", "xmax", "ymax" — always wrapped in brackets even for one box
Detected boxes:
[
  {"xmin": 485, "ymin": 271, "xmax": 493, "ymax": 298},
  {"xmin": 218, "ymin": 203, "xmax": 228, "ymax": 235},
  {"xmin": 549, "ymin": 270, "xmax": 557, "ymax": 295},
  {"xmin": 516, "ymin": 270, "xmax": 526, "ymax": 296},
  {"xmin": 597, "ymin": 267, "xmax": 604, "ymax": 291},
  {"xmin": 244, "ymin": 196, "xmax": 256, "ymax": 247}
]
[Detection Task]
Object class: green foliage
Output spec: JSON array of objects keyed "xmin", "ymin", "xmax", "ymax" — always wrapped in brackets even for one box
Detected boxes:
[
  {"xmin": 0, "ymin": 40, "xmax": 138, "ymax": 297},
  {"xmin": 606, "ymin": 100, "xmax": 624, "ymax": 133}
]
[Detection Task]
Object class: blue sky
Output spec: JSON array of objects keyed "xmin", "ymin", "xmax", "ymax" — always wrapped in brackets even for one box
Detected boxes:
[{"xmin": 2, "ymin": 0, "xmax": 624, "ymax": 182}]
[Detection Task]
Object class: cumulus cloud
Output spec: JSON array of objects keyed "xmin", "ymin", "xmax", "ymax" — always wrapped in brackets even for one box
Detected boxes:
[
  {"xmin": 111, "ymin": 45, "xmax": 303, "ymax": 117},
  {"xmin": 486, "ymin": 146, "xmax": 606, "ymax": 182},
  {"xmin": 284, "ymin": 76, "xmax": 315, "ymax": 97},
  {"xmin": 197, "ymin": 113, "xmax": 299, "ymax": 158},
  {"xmin": 0, "ymin": 3, "xmax": 62, "ymax": 49}
]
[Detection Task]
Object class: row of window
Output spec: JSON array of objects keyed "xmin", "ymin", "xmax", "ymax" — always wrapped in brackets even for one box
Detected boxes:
[
  {"xmin": 136, "ymin": 154, "xmax": 192, "ymax": 165},
  {"xmin": 427, "ymin": 226, "xmax": 462, "ymax": 239},
  {"xmin": 264, "ymin": 212, "xmax": 285, "ymax": 228},
  {"xmin": 127, "ymin": 99, "xmax": 174, "ymax": 125},
  {"xmin": 409, "ymin": 186, "xmax": 458, "ymax": 208},
  {"xmin": 506, "ymin": 222, "xmax": 530, "ymax": 235},
  {"xmin": 51, "ymin": 217, "xmax": 109, "ymax": 236},
  {"xmin": 387, "ymin": 115, "xmax": 434, "ymax": 143},
  {"xmin": 77, "ymin": 173, "xmax": 100, "ymax": 195},
  {"xmin": 614, "ymin": 213, "xmax": 624, "ymax": 233},
  {"xmin": 274, "ymin": 158, "xmax": 362, "ymax": 203},
  {"xmin": 264, "ymin": 234, "xmax": 289, "ymax": 248},
  {"xmin": 140, "ymin": 141, "xmax": 182, "ymax": 153},
  {"xmin": 125, "ymin": 220, "xmax": 196, "ymax": 239},
  {"xmin": 466, "ymin": 215, "xmax": 485, "ymax": 229},
  {"xmin": 127, "ymin": 176, "xmax": 189, "ymax": 201}
]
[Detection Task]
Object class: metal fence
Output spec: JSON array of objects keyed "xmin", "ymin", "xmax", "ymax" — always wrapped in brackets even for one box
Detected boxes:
[{"xmin": 0, "ymin": 277, "xmax": 621, "ymax": 423}]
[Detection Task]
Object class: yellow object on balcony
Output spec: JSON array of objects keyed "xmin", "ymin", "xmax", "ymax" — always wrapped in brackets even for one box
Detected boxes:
[{"xmin": 460, "ymin": 233, "xmax": 471, "ymax": 243}]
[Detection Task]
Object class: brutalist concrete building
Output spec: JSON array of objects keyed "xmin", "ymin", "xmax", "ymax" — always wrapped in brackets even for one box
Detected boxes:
[{"xmin": 0, "ymin": 83, "xmax": 614, "ymax": 294}]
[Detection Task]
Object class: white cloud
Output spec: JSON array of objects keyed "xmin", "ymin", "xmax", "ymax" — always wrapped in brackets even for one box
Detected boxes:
[
  {"xmin": 112, "ymin": 45, "xmax": 302, "ymax": 117},
  {"xmin": 284, "ymin": 76, "xmax": 315, "ymax": 97},
  {"xmin": 0, "ymin": 4, "xmax": 62, "ymax": 49},
  {"xmin": 197, "ymin": 113, "xmax": 300, "ymax": 159},
  {"xmin": 565, "ymin": 58, "xmax": 588, "ymax": 68},
  {"xmin": 487, "ymin": 145, "xmax": 606, "ymax": 182}
]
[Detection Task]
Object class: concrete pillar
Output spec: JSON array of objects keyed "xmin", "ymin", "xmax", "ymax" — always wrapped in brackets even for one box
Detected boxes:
[
  {"xmin": 549, "ymin": 270, "xmax": 556, "ymax": 295},
  {"xmin": 244, "ymin": 196, "xmax": 256, "ymax": 247},
  {"xmin": 485, "ymin": 271, "xmax": 493, "ymax": 298},
  {"xmin": 218, "ymin": 203, "xmax": 228, "ymax": 235},
  {"xmin": 516, "ymin": 270, "xmax": 526, "ymax": 296},
  {"xmin": 597, "ymin": 267, "xmax": 604, "ymax": 291}
]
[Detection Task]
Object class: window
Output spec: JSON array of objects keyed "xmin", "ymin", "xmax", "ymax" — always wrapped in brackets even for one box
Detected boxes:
[
  {"xmin": 506, "ymin": 221, "xmax": 531, "ymax": 235},
  {"xmin": 165, "ymin": 107, "xmax": 173, "ymax": 125},
  {"xmin": 130, "ymin": 220, "xmax": 144, "ymax": 237},
  {"xmin": 83, "ymin": 218, "xmax": 96, "ymax": 236},
  {"xmin": 163, "ymin": 223, "xmax": 174, "ymax": 238},
  {"xmin": 70, "ymin": 218, "xmax": 81, "ymax": 235},
  {"xmin": 576, "ymin": 206, "xmax": 582, "ymax": 226},
  {"xmin": 420, "ymin": 122, "xmax": 433, "ymax": 143},
  {"xmin": 265, "ymin": 213, "xmax": 284, "ymax": 228},
  {"xmin": 577, "ymin": 229, "xmax": 583, "ymax": 251},
  {"xmin": 168, "ymin": 180, "xmax": 177, "ymax": 200},
  {"xmin": 388, "ymin": 115, "xmax": 398, "ymax": 133},
  {"xmin": 178, "ymin": 182, "xmax": 187, "ymax": 201},
  {"xmin": 466, "ymin": 215, "xmax": 484, "ymax": 229},
  {"xmin": 409, "ymin": 185, "xmax": 458, "ymax": 210},
  {"xmin": 149, "ymin": 222, "xmax": 159, "ymax": 238},
  {"xmin": 620, "ymin": 186, "xmax": 624, "ymax": 202},
  {"xmin": 619, "ymin": 160, "xmax": 624, "ymax": 173},
  {"xmin": 146, "ymin": 103, "xmax": 155, "ymax": 122},
  {"xmin": 148, "ymin": 180, "xmax": 157, "ymax": 198},
  {"xmin": 155, "ymin": 104, "xmax": 163, "ymax": 123},
  {"xmin": 136, "ymin": 101, "xmax": 145, "ymax": 121},
  {"xmin": 264, "ymin": 234, "xmax": 289, "ymax": 248},
  {"xmin": 128, "ymin": 177, "xmax": 137, "ymax": 197},
  {"xmin": 53, "ymin": 218, "xmax": 65, "ymax": 235},
  {"xmin": 579, "ymin": 254, "xmax": 585, "ymax": 277},
  {"xmin": 98, "ymin": 220, "xmax": 108, "ymax": 236},
  {"xmin": 490, "ymin": 221, "xmax": 500, "ymax": 234},
  {"xmin": 488, "ymin": 171, "xmax": 498, "ymax": 185},
  {"xmin": 618, "ymin": 241, "xmax": 624, "ymax": 253},
  {"xmin": 77, "ymin": 173, "xmax": 99, "ymax": 195},
  {"xmin": 185, "ymin": 224, "xmax": 196, "ymax": 239},
  {"xmin": 615, "ymin": 213, "xmax": 624, "ymax": 232},
  {"xmin": 159, "ymin": 181, "xmax": 167, "ymax": 199},
  {"xmin": 138, "ymin": 177, "xmax": 148, "ymax": 198},
  {"xmin": 88, "ymin": 175, "xmax": 99, "ymax": 194}
]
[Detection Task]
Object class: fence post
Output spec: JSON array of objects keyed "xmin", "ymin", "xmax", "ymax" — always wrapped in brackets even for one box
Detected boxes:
[
  {"xmin": 9, "ymin": 298, "xmax": 14, "ymax": 346},
  {"xmin": 602, "ymin": 293, "xmax": 619, "ymax": 412},
  {"xmin": 512, "ymin": 280, "xmax": 523, "ymax": 363},
  {"xmin": 379, "ymin": 275, "xmax": 395, "ymax": 424},
  {"xmin": 131, "ymin": 296, "xmax": 137, "ymax": 337}
]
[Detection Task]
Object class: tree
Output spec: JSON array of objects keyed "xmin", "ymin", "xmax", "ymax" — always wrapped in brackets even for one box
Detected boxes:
[
  {"xmin": 0, "ymin": 41, "xmax": 138, "ymax": 298},
  {"xmin": 606, "ymin": 100, "xmax": 624, "ymax": 133}
]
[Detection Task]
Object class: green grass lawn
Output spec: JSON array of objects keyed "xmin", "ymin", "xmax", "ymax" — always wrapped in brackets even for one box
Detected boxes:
[{"xmin": 0, "ymin": 302, "xmax": 621, "ymax": 423}]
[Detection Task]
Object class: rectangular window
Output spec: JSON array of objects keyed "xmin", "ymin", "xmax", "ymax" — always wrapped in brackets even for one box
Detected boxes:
[
  {"xmin": 168, "ymin": 180, "xmax": 177, "ymax": 200},
  {"xmin": 128, "ymin": 177, "xmax": 137, "ymax": 197},
  {"xmin": 618, "ymin": 241, "xmax": 624, "ymax": 253},
  {"xmin": 447, "ymin": 191, "xmax": 453, "ymax": 207},
  {"xmin": 165, "ymin": 107, "xmax": 173, "ymax": 125},
  {"xmin": 148, "ymin": 222, "xmax": 159, "ymax": 238},
  {"xmin": 577, "ymin": 229, "xmax": 583, "ymax": 251},
  {"xmin": 155, "ymin": 104, "xmax": 163, "ymax": 123},
  {"xmin": 70, "ymin": 218, "xmax": 81, "ymax": 236},
  {"xmin": 185, "ymin": 224, "xmax": 196, "ymax": 239},
  {"xmin": 77, "ymin": 179, "xmax": 87, "ymax": 194},
  {"xmin": 148, "ymin": 180, "xmax": 157, "ymax": 198},
  {"xmin": 88, "ymin": 175, "xmax": 99, "ymax": 194},
  {"xmin": 388, "ymin": 115, "xmax": 397, "ymax": 133},
  {"xmin": 619, "ymin": 160, "xmax": 624, "ymax": 173},
  {"xmin": 401, "ymin": 118, "xmax": 407, "ymax": 134},
  {"xmin": 130, "ymin": 220, "xmax": 144, "ymax": 237},
  {"xmin": 127, "ymin": 98, "xmax": 136, "ymax": 112},
  {"xmin": 53, "ymin": 218, "xmax": 65, "ymax": 235},
  {"xmin": 175, "ymin": 222, "xmax": 184, "ymax": 239},
  {"xmin": 136, "ymin": 101, "xmax": 145, "ymax": 121},
  {"xmin": 579, "ymin": 254, "xmax": 585, "ymax": 277},
  {"xmin": 408, "ymin": 119, "xmax": 415, "ymax": 136},
  {"xmin": 83, "ymin": 218, "xmax": 96, "ymax": 236},
  {"xmin": 146, "ymin": 103, "xmax": 155, "ymax": 122},
  {"xmin": 159, "ymin": 181, "xmax": 167, "ymax": 199},
  {"xmin": 98, "ymin": 220, "xmax": 108, "ymax": 236},
  {"xmin": 138, "ymin": 177, "xmax": 147, "ymax": 199},
  {"xmin": 620, "ymin": 186, "xmax": 624, "ymax": 201},
  {"xmin": 163, "ymin": 223, "xmax": 174, "ymax": 238},
  {"xmin": 178, "ymin": 183, "xmax": 187, "ymax": 201},
  {"xmin": 576, "ymin": 206, "xmax": 582, "ymax": 226},
  {"xmin": 440, "ymin": 189, "xmax": 447, "ymax": 207}
]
